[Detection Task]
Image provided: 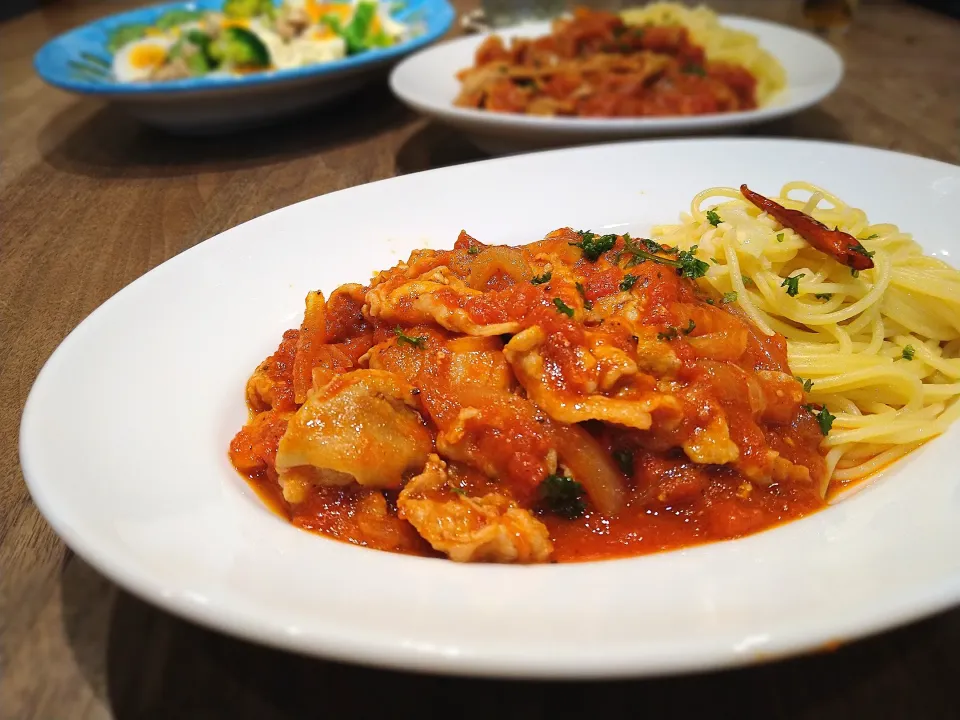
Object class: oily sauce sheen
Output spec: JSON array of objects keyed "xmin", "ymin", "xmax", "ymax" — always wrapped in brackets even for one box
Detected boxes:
[{"xmin": 230, "ymin": 228, "xmax": 828, "ymax": 563}]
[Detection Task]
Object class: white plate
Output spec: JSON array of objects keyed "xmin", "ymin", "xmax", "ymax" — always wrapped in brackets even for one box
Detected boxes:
[
  {"xmin": 390, "ymin": 17, "xmax": 844, "ymax": 154},
  {"xmin": 20, "ymin": 139, "xmax": 960, "ymax": 678}
]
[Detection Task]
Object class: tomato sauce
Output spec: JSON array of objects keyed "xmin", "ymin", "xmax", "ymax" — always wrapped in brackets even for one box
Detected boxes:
[
  {"xmin": 230, "ymin": 229, "xmax": 830, "ymax": 563},
  {"xmin": 455, "ymin": 7, "xmax": 759, "ymax": 119}
]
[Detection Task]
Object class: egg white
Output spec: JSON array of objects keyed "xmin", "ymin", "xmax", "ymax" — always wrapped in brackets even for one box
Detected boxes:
[{"xmin": 271, "ymin": 32, "xmax": 346, "ymax": 69}]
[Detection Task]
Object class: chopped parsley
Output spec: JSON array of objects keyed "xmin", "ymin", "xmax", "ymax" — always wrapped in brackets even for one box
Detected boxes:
[
  {"xmin": 448, "ymin": 482, "xmax": 466, "ymax": 496},
  {"xmin": 776, "ymin": 232, "xmax": 784, "ymax": 242},
  {"xmin": 805, "ymin": 404, "xmax": 836, "ymax": 435},
  {"xmin": 553, "ymin": 297, "xmax": 575, "ymax": 318},
  {"xmin": 781, "ymin": 273, "xmax": 805, "ymax": 297},
  {"xmin": 539, "ymin": 474, "xmax": 587, "ymax": 519},
  {"xmin": 622, "ymin": 236, "xmax": 709, "ymax": 280},
  {"xmin": 682, "ymin": 319, "xmax": 696, "ymax": 335},
  {"xmin": 796, "ymin": 376, "xmax": 815, "ymax": 392},
  {"xmin": 721, "ymin": 291, "xmax": 738, "ymax": 304},
  {"xmin": 658, "ymin": 326, "xmax": 680, "ymax": 341},
  {"xmin": 705, "ymin": 209, "xmax": 722, "ymax": 227},
  {"xmin": 815, "ymin": 292, "xmax": 833, "ymax": 300},
  {"xmin": 612, "ymin": 449, "xmax": 634, "ymax": 476},
  {"xmin": 851, "ymin": 269, "xmax": 860, "ymax": 278},
  {"xmin": 467, "ymin": 245, "xmax": 481, "ymax": 255},
  {"xmin": 531, "ymin": 271, "xmax": 552, "ymax": 285},
  {"xmin": 851, "ymin": 244, "xmax": 875, "ymax": 259},
  {"xmin": 394, "ymin": 326, "xmax": 427, "ymax": 348},
  {"xmin": 575, "ymin": 282, "xmax": 593, "ymax": 310},
  {"xmin": 901, "ymin": 344, "xmax": 916, "ymax": 361},
  {"xmin": 741, "ymin": 275, "xmax": 756, "ymax": 287},
  {"xmin": 682, "ymin": 63, "xmax": 707, "ymax": 76},
  {"xmin": 570, "ymin": 230, "xmax": 617, "ymax": 261},
  {"xmin": 620, "ymin": 274, "xmax": 639, "ymax": 291},
  {"xmin": 862, "ymin": 233, "xmax": 879, "ymax": 240},
  {"xmin": 710, "ymin": 257, "xmax": 721, "ymax": 264}
]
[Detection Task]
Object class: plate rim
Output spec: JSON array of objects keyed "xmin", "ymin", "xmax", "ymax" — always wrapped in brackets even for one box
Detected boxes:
[
  {"xmin": 389, "ymin": 14, "xmax": 845, "ymax": 133},
  {"xmin": 33, "ymin": 0, "xmax": 456, "ymax": 97},
  {"xmin": 19, "ymin": 138, "xmax": 960, "ymax": 679}
]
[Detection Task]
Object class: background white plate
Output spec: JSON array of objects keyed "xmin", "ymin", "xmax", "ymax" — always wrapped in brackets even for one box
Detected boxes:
[
  {"xmin": 20, "ymin": 139, "xmax": 960, "ymax": 679},
  {"xmin": 390, "ymin": 17, "xmax": 844, "ymax": 154}
]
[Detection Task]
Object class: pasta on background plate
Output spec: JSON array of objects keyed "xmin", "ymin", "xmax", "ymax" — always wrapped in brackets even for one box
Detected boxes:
[
  {"xmin": 455, "ymin": 3, "xmax": 785, "ymax": 118},
  {"xmin": 228, "ymin": 182, "xmax": 960, "ymax": 563}
]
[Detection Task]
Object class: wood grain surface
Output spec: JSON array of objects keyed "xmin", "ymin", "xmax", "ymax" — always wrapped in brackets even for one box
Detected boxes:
[{"xmin": 2, "ymin": 1, "xmax": 959, "ymax": 718}]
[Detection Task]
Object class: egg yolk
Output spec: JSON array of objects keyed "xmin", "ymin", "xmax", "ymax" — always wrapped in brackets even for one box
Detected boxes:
[{"xmin": 130, "ymin": 44, "xmax": 168, "ymax": 69}]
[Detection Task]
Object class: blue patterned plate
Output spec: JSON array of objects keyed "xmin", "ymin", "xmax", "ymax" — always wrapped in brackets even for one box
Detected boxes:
[{"xmin": 34, "ymin": 0, "xmax": 455, "ymax": 132}]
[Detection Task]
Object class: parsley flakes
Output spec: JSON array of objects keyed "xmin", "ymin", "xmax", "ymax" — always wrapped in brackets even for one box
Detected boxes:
[
  {"xmin": 805, "ymin": 404, "xmax": 836, "ymax": 435},
  {"xmin": 781, "ymin": 273, "xmax": 805, "ymax": 297},
  {"xmin": 705, "ymin": 209, "xmax": 722, "ymax": 227},
  {"xmin": 531, "ymin": 271, "xmax": 552, "ymax": 285},
  {"xmin": 539, "ymin": 474, "xmax": 587, "ymax": 519},
  {"xmin": 658, "ymin": 321, "xmax": 694, "ymax": 340},
  {"xmin": 575, "ymin": 282, "xmax": 593, "ymax": 310},
  {"xmin": 803, "ymin": 405, "xmax": 837, "ymax": 435},
  {"xmin": 612, "ymin": 449, "xmax": 634, "ymax": 475},
  {"xmin": 571, "ymin": 230, "xmax": 617, "ymax": 261},
  {"xmin": 620, "ymin": 274, "xmax": 639, "ymax": 291},
  {"xmin": 622, "ymin": 236, "xmax": 708, "ymax": 280},
  {"xmin": 394, "ymin": 326, "xmax": 427, "ymax": 349},
  {"xmin": 721, "ymin": 291, "xmax": 738, "ymax": 304},
  {"xmin": 553, "ymin": 298, "xmax": 575, "ymax": 317},
  {"xmin": 901, "ymin": 345, "xmax": 916, "ymax": 361}
]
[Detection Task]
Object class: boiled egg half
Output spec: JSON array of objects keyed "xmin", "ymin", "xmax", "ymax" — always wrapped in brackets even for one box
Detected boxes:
[{"xmin": 112, "ymin": 35, "xmax": 176, "ymax": 82}]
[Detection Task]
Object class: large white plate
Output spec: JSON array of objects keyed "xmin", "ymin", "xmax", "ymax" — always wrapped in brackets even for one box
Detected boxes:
[
  {"xmin": 20, "ymin": 139, "xmax": 960, "ymax": 678},
  {"xmin": 390, "ymin": 17, "xmax": 843, "ymax": 154}
]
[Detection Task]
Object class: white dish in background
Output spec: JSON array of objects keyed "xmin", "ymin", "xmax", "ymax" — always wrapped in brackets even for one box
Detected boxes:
[
  {"xmin": 20, "ymin": 139, "xmax": 960, "ymax": 679},
  {"xmin": 390, "ymin": 17, "xmax": 844, "ymax": 154}
]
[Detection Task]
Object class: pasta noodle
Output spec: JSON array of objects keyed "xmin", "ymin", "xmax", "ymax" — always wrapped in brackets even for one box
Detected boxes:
[
  {"xmin": 651, "ymin": 182, "xmax": 960, "ymax": 494},
  {"xmin": 620, "ymin": 3, "xmax": 787, "ymax": 103}
]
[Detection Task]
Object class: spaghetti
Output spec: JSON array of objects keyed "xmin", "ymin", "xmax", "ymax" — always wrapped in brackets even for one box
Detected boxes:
[
  {"xmin": 651, "ymin": 182, "xmax": 960, "ymax": 494},
  {"xmin": 620, "ymin": 2, "xmax": 786, "ymax": 104}
]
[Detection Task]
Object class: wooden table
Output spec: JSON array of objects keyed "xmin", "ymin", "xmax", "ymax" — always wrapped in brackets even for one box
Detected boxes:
[{"xmin": 2, "ymin": 1, "xmax": 959, "ymax": 717}]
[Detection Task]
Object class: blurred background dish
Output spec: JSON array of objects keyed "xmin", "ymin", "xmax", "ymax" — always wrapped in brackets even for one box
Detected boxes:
[
  {"xmin": 390, "ymin": 10, "xmax": 843, "ymax": 154},
  {"xmin": 33, "ymin": 0, "xmax": 455, "ymax": 133}
]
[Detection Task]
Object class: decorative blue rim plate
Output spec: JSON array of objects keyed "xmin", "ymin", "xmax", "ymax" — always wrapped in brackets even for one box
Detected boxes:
[{"xmin": 34, "ymin": 0, "xmax": 456, "ymax": 96}]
